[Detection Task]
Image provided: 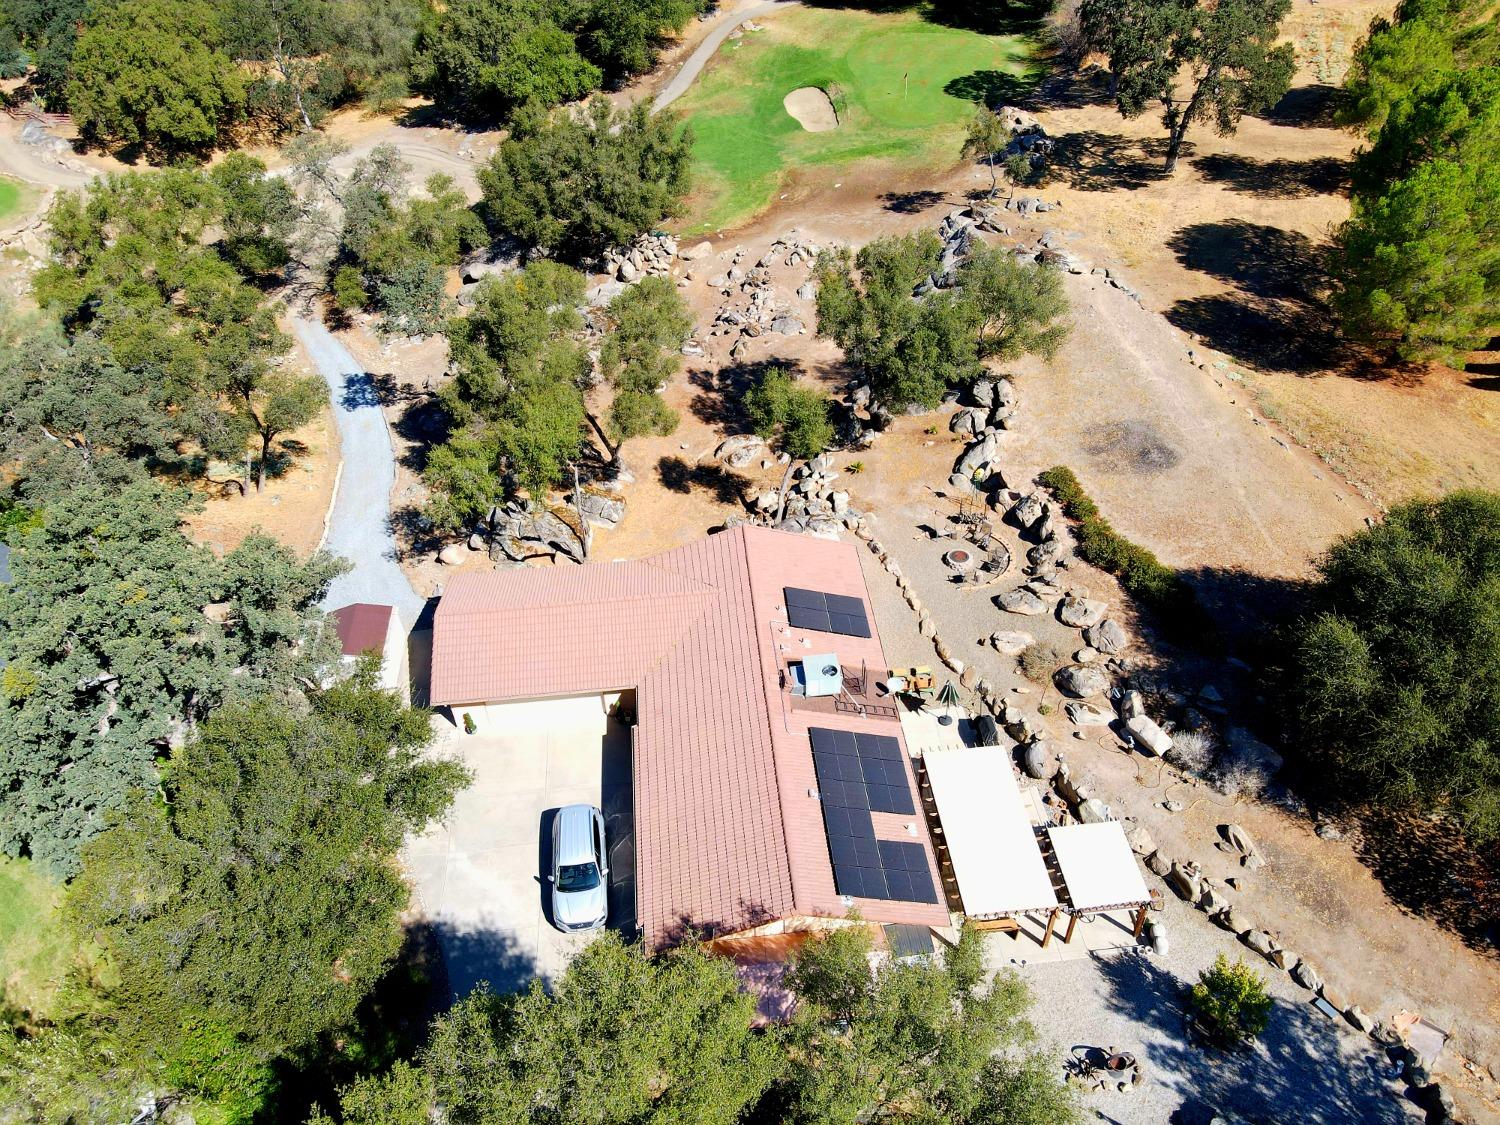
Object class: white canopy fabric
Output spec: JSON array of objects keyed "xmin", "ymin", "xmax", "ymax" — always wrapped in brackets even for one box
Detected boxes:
[
  {"xmin": 921, "ymin": 746, "xmax": 1058, "ymax": 917},
  {"xmin": 1046, "ymin": 821, "xmax": 1151, "ymax": 912}
]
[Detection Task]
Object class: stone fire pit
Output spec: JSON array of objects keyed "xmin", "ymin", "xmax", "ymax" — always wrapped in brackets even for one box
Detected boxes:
[{"xmin": 943, "ymin": 547, "xmax": 976, "ymax": 573}]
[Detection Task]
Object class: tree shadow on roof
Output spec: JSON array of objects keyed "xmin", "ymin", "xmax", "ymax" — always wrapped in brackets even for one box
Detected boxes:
[
  {"xmin": 1094, "ymin": 949, "xmax": 1415, "ymax": 1123},
  {"xmin": 1192, "ymin": 153, "xmax": 1350, "ymax": 200}
]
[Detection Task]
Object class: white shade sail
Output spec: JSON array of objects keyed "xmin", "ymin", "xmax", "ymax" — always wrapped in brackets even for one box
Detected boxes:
[
  {"xmin": 1046, "ymin": 821, "xmax": 1151, "ymax": 911},
  {"xmin": 921, "ymin": 746, "xmax": 1058, "ymax": 917}
]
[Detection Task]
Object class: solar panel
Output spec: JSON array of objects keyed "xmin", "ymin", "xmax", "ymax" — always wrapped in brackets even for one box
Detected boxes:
[
  {"xmin": 784, "ymin": 587, "xmax": 872, "ymax": 638},
  {"xmin": 810, "ymin": 727, "xmax": 932, "ymax": 903},
  {"xmin": 877, "ymin": 840, "xmax": 939, "ymax": 903}
]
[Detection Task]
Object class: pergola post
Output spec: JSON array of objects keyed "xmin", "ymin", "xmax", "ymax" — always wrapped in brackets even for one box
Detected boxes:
[
  {"xmin": 1132, "ymin": 904, "xmax": 1148, "ymax": 938},
  {"xmin": 1042, "ymin": 908, "xmax": 1058, "ymax": 948},
  {"xmin": 1063, "ymin": 911, "xmax": 1079, "ymax": 944}
]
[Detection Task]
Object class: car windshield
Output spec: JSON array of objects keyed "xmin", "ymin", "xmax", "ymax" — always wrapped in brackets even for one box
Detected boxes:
[{"xmin": 557, "ymin": 861, "xmax": 601, "ymax": 892}]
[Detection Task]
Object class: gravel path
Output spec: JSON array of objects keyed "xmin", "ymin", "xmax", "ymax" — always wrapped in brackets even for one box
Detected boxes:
[
  {"xmin": 652, "ymin": 1, "xmax": 798, "ymax": 112},
  {"xmin": 293, "ymin": 316, "xmax": 425, "ymax": 627}
]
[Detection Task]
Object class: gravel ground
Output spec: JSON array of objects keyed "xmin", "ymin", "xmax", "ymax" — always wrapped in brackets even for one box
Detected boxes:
[
  {"xmin": 293, "ymin": 316, "xmax": 426, "ymax": 627},
  {"xmin": 855, "ymin": 531, "xmax": 1421, "ymax": 1124},
  {"xmin": 1021, "ymin": 893, "xmax": 1419, "ymax": 1124}
]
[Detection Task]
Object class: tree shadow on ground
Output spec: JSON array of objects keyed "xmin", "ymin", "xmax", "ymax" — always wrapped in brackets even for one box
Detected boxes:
[
  {"xmin": 881, "ymin": 189, "xmax": 949, "ymax": 213},
  {"xmin": 1167, "ymin": 221, "xmax": 1328, "ymax": 302},
  {"xmin": 1166, "ymin": 295, "xmax": 1341, "ymax": 376},
  {"xmin": 689, "ymin": 359, "xmax": 797, "ymax": 430},
  {"xmin": 945, "ymin": 69, "xmax": 1037, "ymax": 107},
  {"xmin": 1193, "ymin": 153, "xmax": 1350, "ymax": 199},
  {"xmin": 1351, "ymin": 808, "xmax": 1500, "ymax": 956},
  {"xmin": 1045, "ymin": 130, "xmax": 1171, "ymax": 192},
  {"xmin": 1027, "ymin": 65, "xmax": 1118, "ymax": 111},
  {"xmin": 272, "ymin": 920, "xmax": 453, "ymax": 1121},
  {"xmin": 393, "ymin": 395, "xmax": 450, "ymax": 474},
  {"xmin": 1164, "ymin": 220, "xmax": 1341, "ymax": 375},
  {"xmin": 1265, "ymin": 84, "xmax": 1343, "ymax": 128},
  {"xmin": 1095, "ymin": 950, "xmax": 1414, "ymax": 1123},
  {"xmin": 657, "ymin": 456, "xmax": 746, "ymax": 505}
]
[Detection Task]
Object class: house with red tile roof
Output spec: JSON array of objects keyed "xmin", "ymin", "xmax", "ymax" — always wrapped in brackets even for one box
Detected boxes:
[{"xmin": 428, "ymin": 524, "xmax": 950, "ymax": 949}]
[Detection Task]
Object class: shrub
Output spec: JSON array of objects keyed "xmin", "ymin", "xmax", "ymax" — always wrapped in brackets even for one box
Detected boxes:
[
  {"xmin": 1037, "ymin": 465, "xmax": 1206, "ymax": 638},
  {"xmin": 1188, "ymin": 955, "xmax": 1272, "ymax": 1049},
  {"xmin": 1165, "ymin": 728, "xmax": 1216, "ymax": 776},
  {"xmin": 1018, "ymin": 641, "xmax": 1067, "ymax": 683},
  {"xmin": 331, "ymin": 265, "xmax": 369, "ymax": 312}
]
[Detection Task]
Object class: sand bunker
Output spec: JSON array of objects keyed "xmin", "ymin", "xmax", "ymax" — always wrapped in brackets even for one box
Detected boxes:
[{"xmin": 783, "ymin": 87, "xmax": 838, "ymax": 132}]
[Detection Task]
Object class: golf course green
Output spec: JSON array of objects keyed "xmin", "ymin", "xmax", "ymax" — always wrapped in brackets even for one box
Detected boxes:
[{"xmin": 674, "ymin": 6, "xmax": 1039, "ymax": 233}]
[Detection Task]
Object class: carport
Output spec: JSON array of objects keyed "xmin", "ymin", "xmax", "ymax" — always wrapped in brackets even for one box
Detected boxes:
[{"xmin": 918, "ymin": 745, "xmax": 1062, "ymax": 943}]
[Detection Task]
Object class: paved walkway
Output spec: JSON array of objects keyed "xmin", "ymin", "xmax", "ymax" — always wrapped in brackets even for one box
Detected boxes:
[
  {"xmin": 292, "ymin": 316, "xmax": 425, "ymax": 627},
  {"xmin": 652, "ymin": 0, "xmax": 798, "ymax": 112}
]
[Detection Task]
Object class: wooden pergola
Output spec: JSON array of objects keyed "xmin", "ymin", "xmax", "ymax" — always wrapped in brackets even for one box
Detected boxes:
[{"xmin": 1045, "ymin": 822, "xmax": 1152, "ymax": 944}]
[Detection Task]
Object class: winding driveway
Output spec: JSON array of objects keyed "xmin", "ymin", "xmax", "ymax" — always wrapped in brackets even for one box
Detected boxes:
[
  {"xmin": 292, "ymin": 316, "xmax": 425, "ymax": 626},
  {"xmin": 652, "ymin": 0, "xmax": 798, "ymax": 112}
]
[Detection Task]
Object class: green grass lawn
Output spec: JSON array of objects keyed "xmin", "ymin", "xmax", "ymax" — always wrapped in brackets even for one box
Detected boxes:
[
  {"xmin": 674, "ymin": 6, "xmax": 1039, "ymax": 233},
  {"xmin": 0, "ymin": 177, "xmax": 24, "ymax": 224},
  {"xmin": 0, "ymin": 856, "xmax": 72, "ymax": 1021}
]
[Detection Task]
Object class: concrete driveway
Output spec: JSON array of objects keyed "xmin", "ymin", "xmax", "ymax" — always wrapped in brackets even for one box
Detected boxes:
[{"xmin": 404, "ymin": 696, "xmax": 635, "ymax": 1000}]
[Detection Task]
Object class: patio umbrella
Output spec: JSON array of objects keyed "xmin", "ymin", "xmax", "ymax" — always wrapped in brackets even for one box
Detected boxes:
[{"xmin": 934, "ymin": 680, "xmax": 960, "ymax": 725}]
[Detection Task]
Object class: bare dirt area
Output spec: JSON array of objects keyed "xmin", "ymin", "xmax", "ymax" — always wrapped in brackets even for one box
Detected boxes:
[
  {"xmin": 1007, "ymin": 4, "xmax": 1499, "ymax": 506},
  {"xmin": 183, "ymin": 325, "xmax": 342, "ymax": 559},
  {"xmin": 183, "ymin": 406, "xmax": 338, "ymax": 558}
]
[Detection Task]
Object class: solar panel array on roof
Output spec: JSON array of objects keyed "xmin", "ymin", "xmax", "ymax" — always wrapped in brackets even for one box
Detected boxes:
[
  {"xmin": 808, "ymin": 727, "xmax": 937, "ymax": 904},
  {"xmin": 809, "ymin": 728, "xmax": 915, "ymax": 816},
  {"xmin": 784, "ymin": 587, "xmax": 872, "ymax": 638}
]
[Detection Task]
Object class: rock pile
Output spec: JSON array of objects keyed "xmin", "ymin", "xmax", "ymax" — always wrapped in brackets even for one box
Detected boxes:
[
  {"xmin": 740, "ymin": 452, "xmax": 854, "ymax": 539},
  {"xmin": 603, "ymin": 233, "xmax": 680, "ymax": 282},
  {"xmin": 701, "ymin": 234, "xmax": 821, "ymax": 359},
  {"xmin": 437, "ymin": 500, "xmax": 591, "ymax": 565}
]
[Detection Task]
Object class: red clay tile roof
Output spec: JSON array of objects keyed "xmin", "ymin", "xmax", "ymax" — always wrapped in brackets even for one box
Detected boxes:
[
  {"xmin": 331, "ymin": 602, "xmax": 393, "ymax": 657},
  {"xmin": 429, "ymin": 525, "xmax": 949, "ymax": 947}
]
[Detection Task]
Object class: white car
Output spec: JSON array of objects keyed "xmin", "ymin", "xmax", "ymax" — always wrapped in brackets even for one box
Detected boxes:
[{"xmin": 548, "ymin": 803, "xmax": 608, "ymax": 932}]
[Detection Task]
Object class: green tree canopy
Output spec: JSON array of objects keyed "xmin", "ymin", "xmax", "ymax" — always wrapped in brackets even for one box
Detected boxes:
[
  {"xmin": 411, "ymin": 0, "xmax": 601, "ymax": 123},
  {"xmin": 324, "ymin": 931, "xmax": 780, "ymax": 1124},
  {"xmin": 1282, "ymin": 489, "xmax": 1500, "ymax": 841},
  {"xmin": 815, "ymin": 233, "xmax": 1068, "ymax": 409},
  {"xmin": 1339, "ymin": 0, "xmax": 1497, "ymax": 134},
  {"xmin": 426, "ymin": 261, "xmax": 589, "ymax": 523},
  {"xmin": 776, "ymin": 923, "xmax": 1078, "ymax": 1124},
  {"xmin": 598, "ymin": 276, "xmax": 688, "ymax": 459},
  {"xmin": 479, "ymin": 96, "xmax": 693, "ymax": 261},
  {"xmin": 745, "ymin": 367, "xmax": 834, "ymax": 461},
  {"xmin": 578, "ymin": 0, "xmax": 703, "ymax": 78},
  {"xmin": 1079, "ymin": 0, "xmax": 1295, "ymax": 171},
  {"xmin": 1188, "ymin": 955, "xmax": 1272, "ymax": 1049},
  {"xmin": 67, "ymin": 670, "xmax": 467, "ymax": 1113},
  {"xmin": 331, "ymin": 146, "xmax": 487, "ymax": 336},
  {"xmin": 67, "ymin": 0, "xmax": 245, "ymax": 158},
  {"xmin": 1332, "ymin": 69, "xmax": 1500, "ymax": 366},
  {"xmin": 0, "ymin": 482, "xmax": 344, "ymax": 874}
]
